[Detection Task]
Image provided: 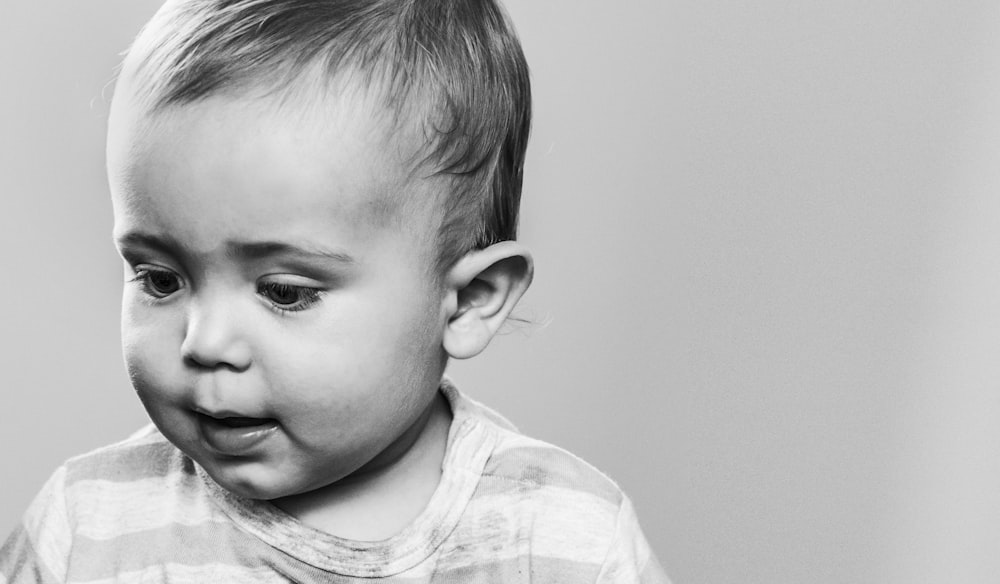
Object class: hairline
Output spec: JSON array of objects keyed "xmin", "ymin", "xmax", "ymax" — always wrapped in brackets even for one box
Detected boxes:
[
  {"xmin": 120, "ymin": 0, "xmax": 528, "ymax": 277},
  {"xmin": 119, "ymin": 66, "xmax": 455, "ymax": 285}
]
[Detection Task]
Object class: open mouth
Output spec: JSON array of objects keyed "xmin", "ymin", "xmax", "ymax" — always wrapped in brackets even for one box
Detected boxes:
[
  {"xmin": 195, "ymin": 409, "xmax": 276, "ymax": 427},
  {"xmin": 211, "ymin": 415, "xmax": 276, "ymax": 428},
  {"xmin": 195, "ymin": 412, "xmax": 280, "ymax": 454}
]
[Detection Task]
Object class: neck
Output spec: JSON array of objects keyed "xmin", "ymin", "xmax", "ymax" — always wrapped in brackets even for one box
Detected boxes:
[{"xmin": 271, "ymin": 391, "xmax": 453, "ymax": 541}]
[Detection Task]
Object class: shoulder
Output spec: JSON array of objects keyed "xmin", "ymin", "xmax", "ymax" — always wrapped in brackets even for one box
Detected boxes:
[
  {"xmin": 56, "ymin": 425, "xmax": 209, "ymax": 539},
  {"xmin": 445, "ymin": 388, "xmax": 671, "ymax": 582},
  {"xmin": 3, "ymin": 427, "xmax": 211, "ymax": 582},
  {"xmin": 473, "ymin": 421, "xmax": 629, "ymax": 563},
  {"xmin": 485, "ymin": 425, "xmax": 626, "ymax": 509},
  {"xmin": 453, "ymin": 385, "xmax": 623, "ymax": 523},
  {"xmin": 454, "ymin": 387, "xmax": 625, "ymax": 509}
]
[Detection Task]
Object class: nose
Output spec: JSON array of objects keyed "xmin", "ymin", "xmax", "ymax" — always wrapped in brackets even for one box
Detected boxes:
[{"xmin": 180, "ymin": 295, "xmax": 252, "ymax": 372}]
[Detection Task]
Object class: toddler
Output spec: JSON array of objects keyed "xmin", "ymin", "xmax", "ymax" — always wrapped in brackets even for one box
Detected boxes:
[{"xmin": 1, "ymin": 0, "xmax": 668, "ymax": 582}]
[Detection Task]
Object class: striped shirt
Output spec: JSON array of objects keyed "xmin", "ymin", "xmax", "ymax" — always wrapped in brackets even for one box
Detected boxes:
[{"xmin": 1, "ymin": 381, "xmax": 669, "ymax": 583}]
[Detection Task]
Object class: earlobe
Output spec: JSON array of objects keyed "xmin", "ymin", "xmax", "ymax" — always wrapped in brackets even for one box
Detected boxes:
[{"xmin": 442, "ymin": 241, "xmax": 533, "ymax": 360}]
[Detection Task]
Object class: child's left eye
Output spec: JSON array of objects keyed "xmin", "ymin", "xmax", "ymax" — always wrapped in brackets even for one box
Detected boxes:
[{"xmin": 257, "ymin": 281, "xmax": 323, "ymax": 312}]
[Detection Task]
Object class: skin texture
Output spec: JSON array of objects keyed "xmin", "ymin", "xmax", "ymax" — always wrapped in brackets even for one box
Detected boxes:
[{"xmin": 107, "ymin": 74, "xmax": 533, "ymax": 540}]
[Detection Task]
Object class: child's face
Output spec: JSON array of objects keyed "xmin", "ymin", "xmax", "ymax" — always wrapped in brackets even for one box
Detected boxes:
[{"xmin": 107, "ymin": 89, "xmax": 449, "ymax": 500}]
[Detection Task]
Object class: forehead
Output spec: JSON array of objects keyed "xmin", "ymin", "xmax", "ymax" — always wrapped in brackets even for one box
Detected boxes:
[{"xmin": 107, "ymin": 82, "xmax": 439, "ymax": 253}]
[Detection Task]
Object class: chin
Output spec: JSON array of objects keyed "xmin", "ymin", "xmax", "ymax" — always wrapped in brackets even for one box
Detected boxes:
[{"xmin": 202, "ymin": 461, "xmax": 300, "ymax": 501}]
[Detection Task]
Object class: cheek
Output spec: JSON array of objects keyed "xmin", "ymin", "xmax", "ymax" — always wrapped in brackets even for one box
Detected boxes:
[
  {"xmin": 122, "ymin": 339, "xmax": 173, "ymax": 405},
  {"xmin": 121, "ymin": 311, "xmax": 195, "ymax": 446},
  {"xmin": 120, "ymin": 301, "xmax": 183, "ymax": 399}
]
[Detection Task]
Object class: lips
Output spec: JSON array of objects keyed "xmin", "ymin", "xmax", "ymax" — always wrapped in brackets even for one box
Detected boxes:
[{"xmin": 196, "ymin": 411, "xmax": 279, "ymax": 455}]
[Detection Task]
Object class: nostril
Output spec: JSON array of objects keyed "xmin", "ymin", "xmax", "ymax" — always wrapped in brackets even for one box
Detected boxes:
[{"xmin": 183, "ymin": 353, "xmax": 251, "ymax": 373}]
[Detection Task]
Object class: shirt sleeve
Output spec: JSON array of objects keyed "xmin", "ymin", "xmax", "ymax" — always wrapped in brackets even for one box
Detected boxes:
[
  {"xmin": 594, "ymin": 496, "xmax": 671, "ymax": 584},
  {"xmin": 0, "ymin": 467, "xmax": 72, "ymax": 584}
]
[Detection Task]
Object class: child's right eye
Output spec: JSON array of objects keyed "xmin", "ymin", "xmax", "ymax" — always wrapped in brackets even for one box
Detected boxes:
[{"xmin": 131, "ymin": 268, "xmax": 182, "ymax": 298}]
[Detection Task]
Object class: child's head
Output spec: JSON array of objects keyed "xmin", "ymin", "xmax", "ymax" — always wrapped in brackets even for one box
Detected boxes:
[
  {"xmin": 106, "ymin": 0, "xmax": 532, "ymax": 503},
  {"xmin": 119, "ymin": 0, "xmax": 531, "ymax": 274}
]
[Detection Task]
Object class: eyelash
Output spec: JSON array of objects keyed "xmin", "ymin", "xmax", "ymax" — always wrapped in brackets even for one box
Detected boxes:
[
  {"xmin": 256, "ymin": 281, "xmax": 324, "ymax": 313},
  {"xmin": 129, "ymin": 268, "xmax": 323, "ymax": 313},
  {"xmin": 130, "ymin": 267, "xmax": 182, "ymax": 299}
]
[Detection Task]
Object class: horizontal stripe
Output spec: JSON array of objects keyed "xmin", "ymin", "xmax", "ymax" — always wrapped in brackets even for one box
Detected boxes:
[
  {"xmin": 68, "ymin": 522, "xmax": 269, "ymax": 581},
  {"xmin": 66, "ymin": 524, "xmax": 610, "ymax": 583},
  {"xmin": 22, "ymin": 467, "xmax": 70, "ymax": 582},
  {"xmin": 75, "ymin": 563, "xmax": 287, "ymax": 584},
  {"xmin": 61, "ymin": 485, "xmax": 617, "ymax": 580},
  {"xmin": 70, "ymin": 525, "xmax": 391, "ymax": 584},
  {"xmin": 66, "ymin": 439, "xmax": 185, "ymax": 484},
  {"xmin": 67, "ymin": 474, "xmax": 226, "ymax": 541}
]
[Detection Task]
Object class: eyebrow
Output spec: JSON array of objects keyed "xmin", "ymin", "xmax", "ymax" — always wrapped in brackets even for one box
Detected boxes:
[
  {"xmin": 115, "ymin": 232, "xmax": 356, "ymax": 266},
  {"xmin": 226, "ymin": 240, "xmax": 356, "ymax": 266},
  {"xmin": 115, "ymin": 232, "xmax": 178, "ymax": 256}
]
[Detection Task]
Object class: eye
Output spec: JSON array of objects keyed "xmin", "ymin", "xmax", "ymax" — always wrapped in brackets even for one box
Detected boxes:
[
  {"xmin": 257, "ymin": 281, "xmax": 323, "ymax": 312},
  {"xmin": 132, "ymin": 267, "xmax": 182, "ymax": 298}
]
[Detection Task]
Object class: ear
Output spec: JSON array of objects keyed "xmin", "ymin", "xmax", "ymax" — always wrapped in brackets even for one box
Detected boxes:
[{"xmin": 442, "ymin": 241, "xmax": 534, "ymax": 360}]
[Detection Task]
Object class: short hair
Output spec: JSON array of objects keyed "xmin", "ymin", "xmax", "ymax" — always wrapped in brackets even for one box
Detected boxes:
[{"xmin": 124, "ymin": 0, "xmax": 531, "ymax": 272}]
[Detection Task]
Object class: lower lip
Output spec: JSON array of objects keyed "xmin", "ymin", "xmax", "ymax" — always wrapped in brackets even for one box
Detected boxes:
[{"xmin": 196, "ymin": 414, "xmax": 279, "ymax": 455}]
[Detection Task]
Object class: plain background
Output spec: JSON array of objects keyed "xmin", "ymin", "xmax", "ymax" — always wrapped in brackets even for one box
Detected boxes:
[{"xmin": 3, "ymin": 1, "xmax": 1000, "ymax": 582}]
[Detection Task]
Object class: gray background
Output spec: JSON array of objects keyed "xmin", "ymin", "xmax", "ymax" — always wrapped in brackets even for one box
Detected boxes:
[{"xmin": 3, "ymin": 1, "xmax": 1000, "ymax": 582}]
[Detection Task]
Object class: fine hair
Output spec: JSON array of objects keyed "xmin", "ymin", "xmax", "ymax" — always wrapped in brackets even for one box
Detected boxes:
[{"xmin": 124, "ymin": 0, "xmax": 532, "ymax": 272}]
